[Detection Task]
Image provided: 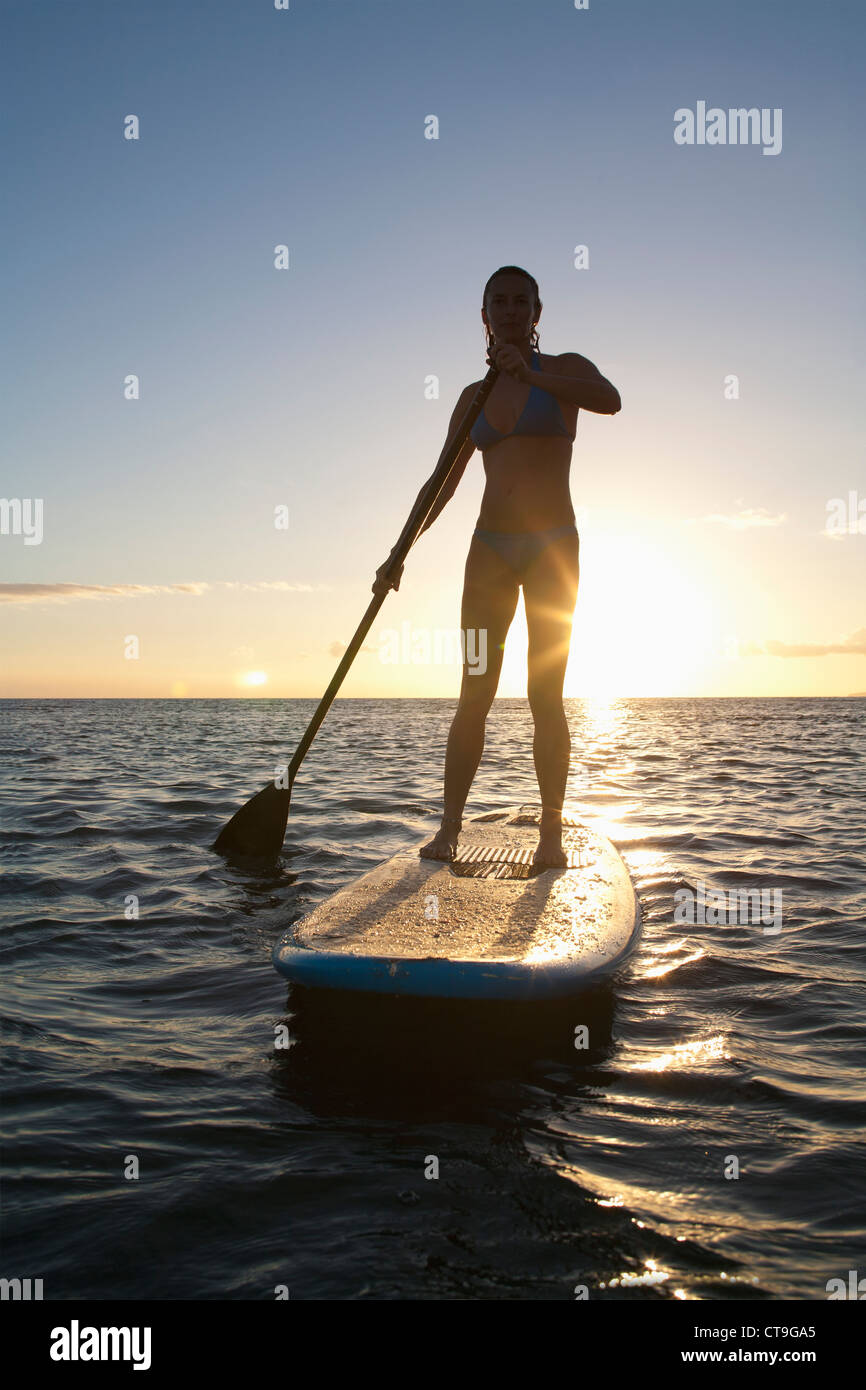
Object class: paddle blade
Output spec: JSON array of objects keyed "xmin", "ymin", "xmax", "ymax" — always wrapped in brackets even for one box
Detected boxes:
[{"xmin": 212, "ymin": 777, "xmax": 291, "ymax": 859}]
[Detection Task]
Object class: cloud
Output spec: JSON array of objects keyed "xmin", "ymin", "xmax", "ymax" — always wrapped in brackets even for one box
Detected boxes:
[
  {"xmin": 0, "ymin": 580, "xmax": 324, "ymax": 605},
  {"xmin": 0, "ymin": 582, "xmax": 210, "ymax": 604},
  {"xmin": 692, "ymin": 508, "xmax": 786, "ymax": 530},
  {"xmin": 221, "ymin": 581, "xmax": 317, "ymax": 593},
  {"xmin": 742, "ymin": 627, "xmax": 866, "ymax": 658},
  {"xmin": 820, "ymin": 526, "xmax": 864, "ymax": 541}
]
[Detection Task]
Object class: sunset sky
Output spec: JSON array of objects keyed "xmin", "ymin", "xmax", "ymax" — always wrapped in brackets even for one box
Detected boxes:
[{"xmin": 2, "ymin": 0, "xmax": 864, "ymax": 699}]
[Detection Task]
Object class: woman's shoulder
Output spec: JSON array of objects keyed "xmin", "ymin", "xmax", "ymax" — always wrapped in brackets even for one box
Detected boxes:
[
  {"xmin": 456, "ymin": 378, "xmax": 487, "ymax": 409},
  {"xmin": 539, "ymin": 350, "xmax": 596, "ymax": 374},
  {"xmin": 544, "ymin": 353, "xmax": 606, "ymax": 380}
]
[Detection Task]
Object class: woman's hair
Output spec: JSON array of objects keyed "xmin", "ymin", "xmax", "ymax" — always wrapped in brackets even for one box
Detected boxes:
[{"xmin": 481, "ymin": 265, "xmax": 542, "ymax": 350}]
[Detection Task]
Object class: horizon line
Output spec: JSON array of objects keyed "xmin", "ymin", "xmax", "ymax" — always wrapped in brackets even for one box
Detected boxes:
[{"xmin": 2, "ymin": 694, "xmax": 865, "ymax": 702}]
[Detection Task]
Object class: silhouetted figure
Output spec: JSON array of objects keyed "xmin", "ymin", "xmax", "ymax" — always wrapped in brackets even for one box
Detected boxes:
[{"xmin": 374, "ymin": 266, "xmax": 621, "ymax": 866}]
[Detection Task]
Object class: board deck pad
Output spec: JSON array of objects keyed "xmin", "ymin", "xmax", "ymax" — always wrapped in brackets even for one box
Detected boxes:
[{"xmin": 272, "ymin": 805, "xmax": 641, "ymax": 1000}]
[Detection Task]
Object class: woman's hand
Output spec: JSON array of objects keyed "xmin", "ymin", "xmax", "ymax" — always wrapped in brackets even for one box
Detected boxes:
[
  {"xmin": 485, "ymin": 342, "xmax": 532, "ymax": 381},
  {"xmin": 372, "ymin": 554, "xmax": 403, "ymax": 596}
]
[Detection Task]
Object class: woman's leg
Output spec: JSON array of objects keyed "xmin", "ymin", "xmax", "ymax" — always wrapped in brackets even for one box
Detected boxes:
[
  {"xmin": 522, "ymin": 528, "xmax": 580, "ymax": 865},
  {"xmin": 420, "ymin": 534, "xmax": 520, "ymax": 858}
]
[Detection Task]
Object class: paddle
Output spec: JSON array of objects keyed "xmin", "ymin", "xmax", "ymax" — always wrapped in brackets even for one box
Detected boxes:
[{"xmin": 212, "ymin": 362, "xmax": 501, "ymax": 858}]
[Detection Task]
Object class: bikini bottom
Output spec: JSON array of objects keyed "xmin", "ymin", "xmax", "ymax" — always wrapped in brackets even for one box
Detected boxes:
[{"xmin": 472, "ymin": 522, "xmax": 578, "ymax": 584}]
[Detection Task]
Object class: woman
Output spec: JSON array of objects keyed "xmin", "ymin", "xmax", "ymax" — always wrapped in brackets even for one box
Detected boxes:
[{"xmin": 373, "ymin": 266, "xmax": 621, "ymax": 866}]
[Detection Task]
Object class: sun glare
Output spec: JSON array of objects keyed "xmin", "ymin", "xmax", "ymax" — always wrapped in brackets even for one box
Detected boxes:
[
  {"xmin": 567, "ymin": 530, "xmax": 718, "ymax": 696},
  {"xmin": 495, "ymin": 530, "xmax": 714, "ymax": 700}
]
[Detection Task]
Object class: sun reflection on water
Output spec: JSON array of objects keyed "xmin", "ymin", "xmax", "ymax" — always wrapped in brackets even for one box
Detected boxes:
[{"xmin": 633, "ymin": 1033, "xmax": 729, "ymax": 1072}]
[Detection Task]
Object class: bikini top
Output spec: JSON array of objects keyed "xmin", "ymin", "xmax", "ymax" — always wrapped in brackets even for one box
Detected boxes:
[{"xmin": 470, "ymin": 349, "xmax": 575, "ymax": 451}]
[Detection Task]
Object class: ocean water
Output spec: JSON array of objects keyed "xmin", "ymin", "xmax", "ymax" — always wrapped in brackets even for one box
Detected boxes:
[{"xmin": 1, "ymin": 696, "xmax": 864, "ymax": 1302}]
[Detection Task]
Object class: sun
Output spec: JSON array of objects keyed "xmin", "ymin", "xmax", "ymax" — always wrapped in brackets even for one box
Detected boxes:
[
  {"xmin": 238, "ymin": 670, "xmax": 268, "ymax": 688},
  {"xmin": 562, "ymin": 528, "xmax": 719, "ymax": 697}
]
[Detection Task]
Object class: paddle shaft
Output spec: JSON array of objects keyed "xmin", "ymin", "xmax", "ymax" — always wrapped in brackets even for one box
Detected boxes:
[{"xmin": 283, "ymin": 364, "xmax": 500, "ymax": 782}]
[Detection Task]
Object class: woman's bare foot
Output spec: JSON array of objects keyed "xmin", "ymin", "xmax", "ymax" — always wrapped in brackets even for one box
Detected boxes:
[
  {"xmin": 532, "ymin": 807, "xmax": 568, "ymax": 868},
  {"xmin": 419, "ymin": 814, "xmax": 462, "ymax": 860}
]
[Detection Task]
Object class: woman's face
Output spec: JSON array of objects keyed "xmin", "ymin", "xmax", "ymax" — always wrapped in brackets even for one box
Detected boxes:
[{"xmin": 482, "ymin": 275, "xmax": 538, "ymax": 344}]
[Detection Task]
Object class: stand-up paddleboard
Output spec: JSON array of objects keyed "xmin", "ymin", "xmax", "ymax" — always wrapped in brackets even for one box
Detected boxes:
[{"xmin": 272, "ymin": 805, "xmax": 641, "ymax": 1001}]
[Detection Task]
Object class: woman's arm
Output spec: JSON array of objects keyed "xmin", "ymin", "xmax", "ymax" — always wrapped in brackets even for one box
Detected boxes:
[
  {"xmin": 533, "ymin": 351, "xmax": 621, "ymax": 415},
  {"xmin": 372, "ymin": 383, "xmax": 478, "ymax": 594},
  {"xmin": 414, "ymin": 384, "xmax": 478, "ymax": 537}
]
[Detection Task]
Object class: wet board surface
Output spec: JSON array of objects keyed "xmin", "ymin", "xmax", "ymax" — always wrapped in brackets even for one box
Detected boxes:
[{"xmin": 272, "ymin": 805, "xmax": 641, "ymax": 1000}]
